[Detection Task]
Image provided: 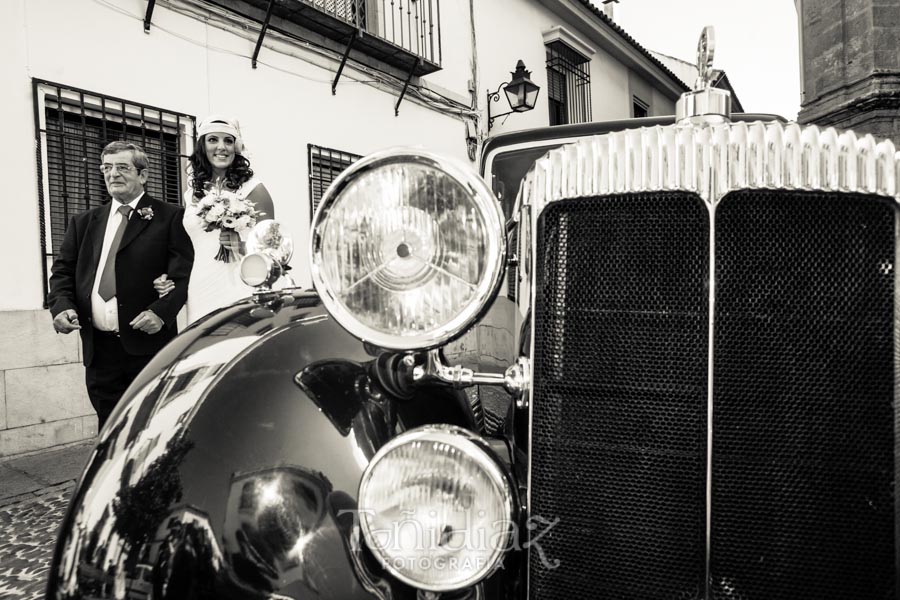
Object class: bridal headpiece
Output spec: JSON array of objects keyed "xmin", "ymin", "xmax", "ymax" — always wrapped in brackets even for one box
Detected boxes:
[{"xmin": 197, "ymin": 114, "xmax": 244, "ymax": 154}]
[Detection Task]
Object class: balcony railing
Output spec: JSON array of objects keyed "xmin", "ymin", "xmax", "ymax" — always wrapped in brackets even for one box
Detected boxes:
[
  {"xmin": 222, "ymin": 0, "xmax": 442, "ymax": 76},
  {"xmin": 313, "ymin": 0, "xmax": 440, "ymax": 66}
]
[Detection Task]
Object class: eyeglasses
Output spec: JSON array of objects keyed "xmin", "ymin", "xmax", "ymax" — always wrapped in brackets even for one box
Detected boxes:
[{"xmin": 100, "ymin": 163, "xmax": 139, "ymax": 174}]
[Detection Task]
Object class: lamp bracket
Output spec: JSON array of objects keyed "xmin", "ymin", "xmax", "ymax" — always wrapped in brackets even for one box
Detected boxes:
[{"xmin": 486, "ymin": 81, "xmax": 510, "ymax": 131}]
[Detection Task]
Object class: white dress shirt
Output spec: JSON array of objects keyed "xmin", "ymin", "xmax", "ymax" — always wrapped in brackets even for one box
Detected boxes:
[{"xmin": 91, "ymin": 194, "xmax": 144, "ymax": 332}]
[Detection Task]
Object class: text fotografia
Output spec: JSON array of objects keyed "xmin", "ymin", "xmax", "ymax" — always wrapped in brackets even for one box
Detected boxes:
[{"xmin": 338, "ymin": 509, "xmax": 561, "ymax": 569}]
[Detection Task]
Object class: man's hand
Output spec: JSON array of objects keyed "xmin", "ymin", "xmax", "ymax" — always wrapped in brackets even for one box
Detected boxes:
[
  {"xmin": 53, "ymin": 310, "xmax": 81, "ymax": 334},
  {"xmin": 153, "ymin": 274, "xmax": 175, "ymax": 298},
  {"xmin": 130, "ymin": 310, "xmax": 164, "ymax": 334}
]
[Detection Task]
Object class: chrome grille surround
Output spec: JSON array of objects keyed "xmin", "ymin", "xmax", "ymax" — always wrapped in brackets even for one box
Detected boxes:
[
  {"xmin": 517, "ymin": 121, "xmax": 900, "ymax": 599},
  {"xmin": 519, "ymin": 122, "xmax": 899, "ymax": 228}
]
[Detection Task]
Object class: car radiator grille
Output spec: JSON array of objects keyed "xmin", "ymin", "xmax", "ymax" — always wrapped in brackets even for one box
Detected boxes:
[
  {"xmin": 531, "ymin": 192, "xmax": 710, "ymax": 599},
  {"xmin": 529, "ymin": 190, "xmax": 897, "ymax": 600}
]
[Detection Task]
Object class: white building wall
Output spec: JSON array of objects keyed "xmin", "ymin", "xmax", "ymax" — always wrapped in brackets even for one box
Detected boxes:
[
  {"xmin": 0, "ymin": 0, "xmax": 474, "ymax": 456},
  {"xmin": 12, "ymin": 0, "xmax": 474, "ymax": 299},
  {"xmin": 591, "ymin": 47, "xmax": 634, "ymax": 122},
  {"xmin": 473, "ymin": 0, "xmax": 670, "ymax": 135},
  {"xmin": 1, "ymin": 0, "xmax": 43, "ymax": 312},
  {"xmin": 0, "ymin": 0, "xmax": 687, "ymax": 456},
  {"xmin": 424, "ymin": 0, "xmax": 476, "ymax": 99},
  {"xmin": 651, "ymin": 87, "xmax": 676, "ymax": 117},
  {"xmin": 475, "ymin": 0, "xmax": 575, "ymax": 134}
]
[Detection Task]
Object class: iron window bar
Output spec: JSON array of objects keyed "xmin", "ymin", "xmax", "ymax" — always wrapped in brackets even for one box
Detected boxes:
[
  {"xmin": 32, "ymin": 79, "xmax": 195, "ymax": 308},
  {"xmin": 308, "ymin": 144, "xmax": 362, "ymax": 220},
  {"xmin": 545, "ymin": 40, "xmax": 591, "ymax": 126}
]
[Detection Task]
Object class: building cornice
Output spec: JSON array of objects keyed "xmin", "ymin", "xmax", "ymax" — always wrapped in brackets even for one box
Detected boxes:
[
  {"xmin": 799, "ymin": 72, "xmax": 900, "ymax": 125},
  {"xmin": 542, "ymin": 25, "xmax": 596, "ymax": 59}
]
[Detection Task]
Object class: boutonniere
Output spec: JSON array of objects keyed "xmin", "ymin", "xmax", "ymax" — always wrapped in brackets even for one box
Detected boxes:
[{"xmin": 138, "ymin": 207, "xmax": 154, "ymax": 221}]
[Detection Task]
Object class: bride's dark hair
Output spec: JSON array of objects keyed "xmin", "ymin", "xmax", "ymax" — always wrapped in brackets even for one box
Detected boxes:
[{"xmin": 187, "ymin": 135, "xmax": 254, "ymax": 200}]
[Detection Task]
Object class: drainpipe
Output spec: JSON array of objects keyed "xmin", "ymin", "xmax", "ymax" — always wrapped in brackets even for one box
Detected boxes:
[{"xmin": 466, "ymin": 0, "xmax": 479, "ymax": 160}]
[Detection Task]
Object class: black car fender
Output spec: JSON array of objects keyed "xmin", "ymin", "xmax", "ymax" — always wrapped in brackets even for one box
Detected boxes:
[{"xmin": 46, "ymin": 292, "xmax": 473, "ymax": 600}]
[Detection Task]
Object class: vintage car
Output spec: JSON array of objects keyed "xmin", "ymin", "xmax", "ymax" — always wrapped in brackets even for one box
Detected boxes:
[{"xmin": 47, "ymin": 31, "xmax": 900, "ymax": 600}]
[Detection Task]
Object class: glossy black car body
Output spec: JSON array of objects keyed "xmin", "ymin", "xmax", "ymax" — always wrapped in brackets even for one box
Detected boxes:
[
  {"xmin": 47, "ymin": 106, "xmax": 900, "ymax": 600},
  {"xmin": 45, "ymin": 295, "xmax": 494, "ymax": 599}
]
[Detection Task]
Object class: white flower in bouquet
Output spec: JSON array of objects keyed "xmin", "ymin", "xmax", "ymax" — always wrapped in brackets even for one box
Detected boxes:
[
  {"xmin": 235, "ymin": 214, "xmax": 254, "ymax": 232},
  {"xmin": 191, "ymin": 179, "xmax": 264, "ymax": 262},
  {"xmin": 207, "ymin": 203, "xmax": 226, "ymax": 220},
  {"xmin": 228, "ymin": 196, "xmax": 245, "ymax": 213}
]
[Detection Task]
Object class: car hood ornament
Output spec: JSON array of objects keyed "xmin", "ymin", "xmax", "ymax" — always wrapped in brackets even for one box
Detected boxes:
[{"xmin": 676, "ymin": 26, "xmax": 732, "ymax": 123}]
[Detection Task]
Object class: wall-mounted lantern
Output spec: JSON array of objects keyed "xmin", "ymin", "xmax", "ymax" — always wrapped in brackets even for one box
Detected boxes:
[{"xmin": 487, "ymin": 60, "xmax": 540, "ymax": 131}]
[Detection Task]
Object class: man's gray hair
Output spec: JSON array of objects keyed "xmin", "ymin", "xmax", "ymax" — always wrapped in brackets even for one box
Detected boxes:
[{"xmin": 100, "ymin": 141, "xmax": 150, "ymax": 172}]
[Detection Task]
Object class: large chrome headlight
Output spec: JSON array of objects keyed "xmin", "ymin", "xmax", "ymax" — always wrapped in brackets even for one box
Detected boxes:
[
  {"xmin": 358, "ymin": 425, "xmax": 515, "ymax": 591},
  {"xmin": 310, "ymin": 149, "xmax": 506, "ymax": 350}
]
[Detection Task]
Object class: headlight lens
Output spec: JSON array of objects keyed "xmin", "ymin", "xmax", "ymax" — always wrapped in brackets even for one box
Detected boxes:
[
  {"xmin": 310, "ymin": 150, "xmax": 506, "ymax": 350},
  {"xmin": 358, "ymin": 425, "xmax": 514, "ymax": 591},
  {"xmin": 240, "ymin": 220, "xmax": 293, "ymax": 289},
  {"xmin": 239, "ymin": 252, "xmax": 281, "ymax": 288}
]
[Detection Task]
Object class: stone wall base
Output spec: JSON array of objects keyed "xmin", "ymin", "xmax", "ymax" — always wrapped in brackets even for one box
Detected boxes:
[{"xmin": 0, "ymin": 310, "xmax": 96, "ymax": 458}]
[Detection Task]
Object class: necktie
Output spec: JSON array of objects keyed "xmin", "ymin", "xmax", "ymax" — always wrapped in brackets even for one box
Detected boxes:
[{"xmin": 98, "ymin": 204, "xmax": 132, "ymax": 301}]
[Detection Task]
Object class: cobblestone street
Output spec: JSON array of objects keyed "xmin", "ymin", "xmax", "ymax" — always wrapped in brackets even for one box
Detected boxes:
[
  {"xmin": 0, "ymin": 441, "xmax": 94, "ymax": 600},
  {"xmin": 0, "ymin": 484, "xmax": 74, "ymax": 599}
]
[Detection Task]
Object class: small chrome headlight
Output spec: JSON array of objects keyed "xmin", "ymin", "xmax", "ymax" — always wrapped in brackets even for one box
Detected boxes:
[
  {"xmin": 240, "ymin": 220, "xmax": 293, "ymax": 289},
  {"xmin": 239, "ymin": 252, "xmax": 281, "ymax": 288},
  {"xmin": 310, "ymin": 149, "xmax": 506, "ymax": 350},
  {"xmin": 358, "ymin": 425, "xmax": 514, "ymax": 591}
]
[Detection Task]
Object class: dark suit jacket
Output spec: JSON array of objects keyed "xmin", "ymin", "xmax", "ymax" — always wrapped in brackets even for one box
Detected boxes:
[{"xmin": 48, "ymin": 194, "xmax": 194, "ymax": 367}]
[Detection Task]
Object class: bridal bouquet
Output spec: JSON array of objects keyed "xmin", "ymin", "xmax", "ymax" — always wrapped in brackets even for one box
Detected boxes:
[{"xmin": 193, "ymin": 180, "xmax": 265, "ymax": 262}]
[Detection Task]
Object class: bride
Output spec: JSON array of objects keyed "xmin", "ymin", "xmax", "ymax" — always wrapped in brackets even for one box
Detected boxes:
[{"xmin": 155, "ymin": 115, "xmax": 275, "ymax": 325}]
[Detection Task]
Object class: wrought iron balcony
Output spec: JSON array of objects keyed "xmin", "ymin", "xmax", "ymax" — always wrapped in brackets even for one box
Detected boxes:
[{"xmin": 218, "ymin": 0, "xmax": 442, "ymax": 76}]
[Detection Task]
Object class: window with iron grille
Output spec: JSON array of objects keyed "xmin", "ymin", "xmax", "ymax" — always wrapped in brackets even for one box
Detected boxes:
[
  {"xmin": 546, "ymin": 40, "xmax": 591, "ymax": 126},
  {"xmin": 33, "ymin": 80, "xmax": 195, "ymax": 306},
  {"xmin": 308, "ymin": 144, "xmax": 362, "ymax": 219}
]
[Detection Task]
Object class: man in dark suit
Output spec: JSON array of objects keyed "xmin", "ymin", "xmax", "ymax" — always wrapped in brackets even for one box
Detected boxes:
[{"xmin": 48, "ymin": 141, "xmax": 194, "ymax": 428}]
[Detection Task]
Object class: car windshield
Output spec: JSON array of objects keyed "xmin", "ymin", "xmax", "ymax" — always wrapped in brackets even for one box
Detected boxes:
[{"xmin": 488, "ymin": 144, "xmax": 565, "ymax": 221}]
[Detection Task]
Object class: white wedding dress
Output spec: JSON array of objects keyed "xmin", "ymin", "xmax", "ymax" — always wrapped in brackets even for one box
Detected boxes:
[{"xmin": 183, "ymin": 176, "xmax": 263, "ymax": 325}]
